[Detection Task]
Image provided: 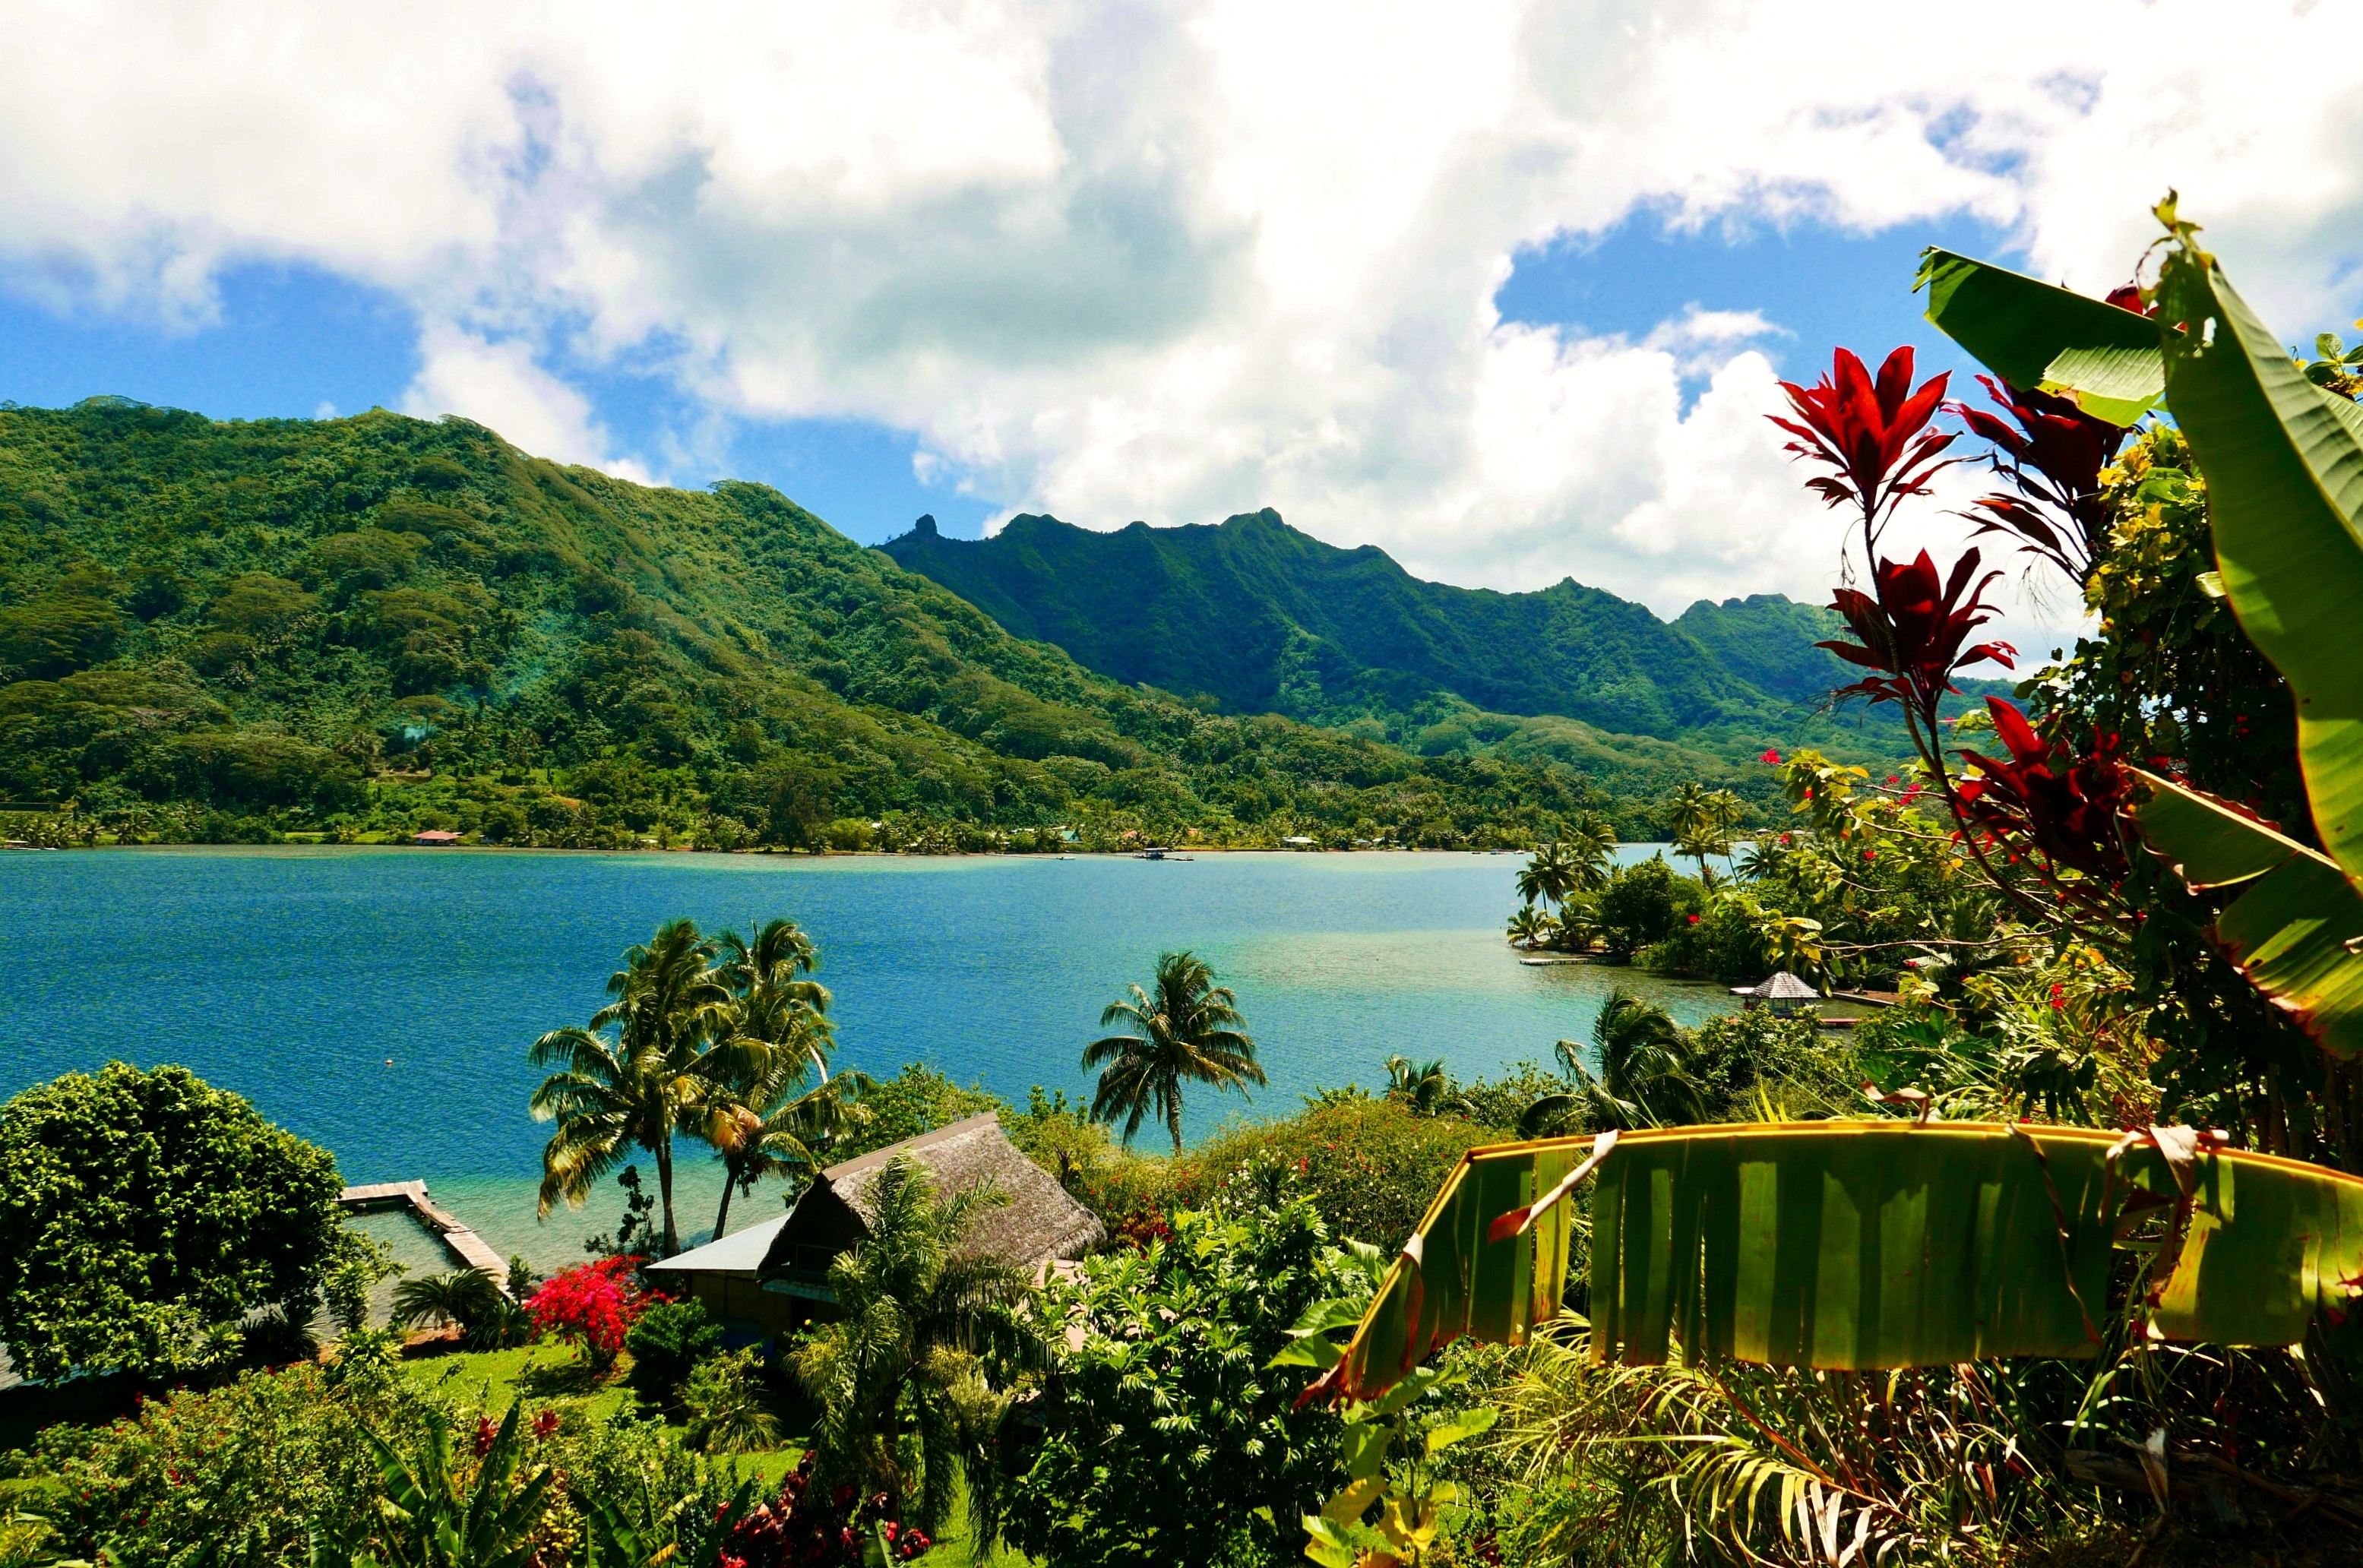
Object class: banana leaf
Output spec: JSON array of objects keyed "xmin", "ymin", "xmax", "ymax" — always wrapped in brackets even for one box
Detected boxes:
[
  {"xmin": 1313, "ymin": 1124, "xmax": 2363, "ymax": 1402},
  {"xmin": 2154, "ymin": 239, "xmax": 2363, "ymax": 893},
  {"xmin": 2128, "ymin": 769, "xmax": 2363, "ymax": 1057},
  {"xmin": 1916, "ymin": 248, "xmax": 2164, "ymax": 425}
]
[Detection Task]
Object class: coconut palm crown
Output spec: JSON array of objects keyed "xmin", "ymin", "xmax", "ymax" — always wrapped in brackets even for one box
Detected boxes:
[
  {"xmin": 1082, "ymin": 950, "xmax": 1265, "ymax": 1152},
  {"xmin": 528, "ymin": 918, "xmax": 733, "ymax": 1257}
]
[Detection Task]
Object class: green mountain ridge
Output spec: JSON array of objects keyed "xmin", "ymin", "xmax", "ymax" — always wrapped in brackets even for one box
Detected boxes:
[
  {"xmin": 0, "ymin": 398, "xmax": 1770, "ymax": 847},
  {"xmin": 879, "ymin": 507, "xmax": 1907, "ymax": 765}
]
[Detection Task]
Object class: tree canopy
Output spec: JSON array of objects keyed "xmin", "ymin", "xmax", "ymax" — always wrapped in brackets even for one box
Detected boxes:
[{"xmin": 0, "ymin": 1061, "xmax": 346, "ymax": 1381}]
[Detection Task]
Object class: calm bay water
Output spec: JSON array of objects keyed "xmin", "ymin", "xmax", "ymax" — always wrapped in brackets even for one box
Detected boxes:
[{"xmin": 1, "ymin": 845, "xmax": 1733, "ymax": 1270}]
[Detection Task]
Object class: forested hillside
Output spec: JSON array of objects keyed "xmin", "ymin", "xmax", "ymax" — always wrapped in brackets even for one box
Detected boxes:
[
  {"xmin": 0, "ymin": 399, "xmax": 1759, "ymax": 847},
  {"xmin": 881, "ymin": 508, "xmax": 1909, "ymax": 763}
]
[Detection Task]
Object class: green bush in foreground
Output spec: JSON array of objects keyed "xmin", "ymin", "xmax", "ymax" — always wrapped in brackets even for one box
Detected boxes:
[
  {"xmin": 0, "ymin": 1062, "xmax": 350, "ymax": 1381},
  {"xmin": 1172, "ymin": 1096, "xmax": 1495, "ymax": 1250},
  {"xmin": 1004, "ymin": 1196, "xmax": 1353, "ymax": 1568},
  {"xmin": 628, "ymin": 1299, "xmax": 726, "ymax": 1412}
]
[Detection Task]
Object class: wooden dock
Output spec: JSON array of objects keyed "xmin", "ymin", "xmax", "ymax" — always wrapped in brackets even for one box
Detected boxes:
[{"xmin": 337, "ymin": 1181, "xmax": 513, "ymax": 1293}]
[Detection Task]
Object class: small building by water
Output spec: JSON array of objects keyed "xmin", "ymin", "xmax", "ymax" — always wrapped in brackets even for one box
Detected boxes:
[
  {"xmin": 646, "ymin": 1112, "xmax": 1104, "ymax": 1334},
  {"xmin": 1730, "ymin": 970, "xmax": 1822, "ymax": 1015}
]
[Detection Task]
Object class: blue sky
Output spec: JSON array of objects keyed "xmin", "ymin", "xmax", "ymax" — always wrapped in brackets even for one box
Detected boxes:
[
  {"xmin": 1, "ymin": 2, "xmax": 2348, "ymax": 624},
  {"xmin": 1, "ymin": 210, "xmax": 2023, "ymax": 551}
]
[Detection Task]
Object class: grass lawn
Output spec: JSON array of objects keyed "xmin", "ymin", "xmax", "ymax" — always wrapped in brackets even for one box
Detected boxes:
[
  {"xmin": 394, "ymin": 1344, "xmax": 1030, "ymax": 1566},
  {"xmin": 400, "ymin": 1340, "xmax": 641, "ymax": 1424}
]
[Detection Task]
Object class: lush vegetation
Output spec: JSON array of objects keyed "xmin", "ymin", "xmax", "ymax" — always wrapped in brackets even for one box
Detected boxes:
[
  {"xmin": 1314, "ymin": 209, "xmax": 2363, "ymax": 1566},
  {"xmin": 883, "ymin": 508, "xmax": 1942, "ymax": 800},
  {"xmin": 21, "ymin": 207, "xmax": 2363, "ymax": 1568},
  {"xmin": 0, "ymin": 1062, "xmax": 353, "ymax": 1383},
  {"xmin": 2, "ymin": 400, "xmax": 1705, "ymax": 850}
]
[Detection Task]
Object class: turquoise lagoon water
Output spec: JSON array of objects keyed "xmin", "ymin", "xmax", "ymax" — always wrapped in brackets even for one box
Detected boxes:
[{"xmin": 0, "ymin": 846, "xmax": 1734, "ymax": 1270}]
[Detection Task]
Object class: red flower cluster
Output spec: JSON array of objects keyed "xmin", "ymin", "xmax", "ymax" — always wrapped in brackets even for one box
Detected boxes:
[
  {"xmin": 522, "ymin": 1257, "xmax": 660, "ymax": 1361},
  {"xmin": 1771, "ymin": 346, "xmax": 1957, "ymax": 552},
  {"xmin": 1955, "ymin": 375, "xmax": 2132, "ymax": 583},
  {"xmin": 1820, "ymin": 548, "xmax": 2016, "ymax": 732},
  {"xmin": 1954, "ymin": 700, "xmax": 2130, "ymax": 883},
  {"xmin": 1760, "ymin": 748, "xmax": 1782, "ymax": 765},
  {"xmin": 723, "ymin": 1454, "xmax": 930, "ymax": 1566},
  {"xmin": 1112, "ymin": 1209, "xmax": 1175, "ymax": 1250}
]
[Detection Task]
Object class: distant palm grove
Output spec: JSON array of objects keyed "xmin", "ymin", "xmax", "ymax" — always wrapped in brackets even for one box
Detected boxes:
[{"xmin": 0, "ymin": 399, "xmax": 1898, "ymax": 852}]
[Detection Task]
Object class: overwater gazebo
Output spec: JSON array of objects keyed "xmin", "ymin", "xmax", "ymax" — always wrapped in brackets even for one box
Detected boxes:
[{"xmin": 1729, "ymin": 970, "xmax": 1821, "ymax": 1015}]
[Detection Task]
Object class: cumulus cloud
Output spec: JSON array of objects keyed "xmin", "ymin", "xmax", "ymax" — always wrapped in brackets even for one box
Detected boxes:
[
  {"xmin": 3, "ymin": 0, "xmax": 2361, "ymax": 631},
  {"xmin": 400, "ymin": 323, "xmax": 649, "ymax": 482}
]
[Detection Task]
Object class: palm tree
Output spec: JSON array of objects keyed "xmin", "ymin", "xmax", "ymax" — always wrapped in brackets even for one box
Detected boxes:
[
  {"xmin": 1506, "ymin": 906, "xmax": 1549, "ymax": 949},
  {"xmin": 1082, "ymin": 951, "xmax": 1265, "ymax": 1153},
  {"xmin": 1384, "ymin": 1055, "xmax": 1459, "ymax": 1118},
  {"xmin": 1551, "ymin": 900, "xmax": 1602, "ymax": 954},
  {"xmin": 1737, "ymin": 836, "xmax": 1786, "ymax": 882},
  {"xmin": 1553, "ymin": 987, "xmax": 1707, "ymax": 1129},
  {"xmin": 389, "ymin": 1268, "xmax": 501, "ymax": 1332},
  {"xmin": 716, "ymin": 917, "xmax": 834, "ymax": 1077},
  {"xmin": 704, "ymin": 1061, "xmax": 868, "ymax": 1240},
  {"xmin": 1667, "ymin": 784, "xmax": 1744, "ymax": 887},
  {"xmin": 1517, "ymin": 842, "xmax": 1580, "ymax": 911},
  {"xmin": 790, "ymin": 1156, "xmax": 1041, "ymax": 1540},
  {"xmin": 529, "ymin": 918, "xmax": 732, "ymax": 1257},
  {"xmin": 1564, "ymin": 812, "xmax": 1618, "ymax": 893},
  {"xmin": 699, "ymin": 917, "xmax": 853, "ymax": 1238}
]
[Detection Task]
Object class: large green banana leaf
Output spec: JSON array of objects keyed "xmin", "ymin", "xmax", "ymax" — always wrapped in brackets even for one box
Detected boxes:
[
  {"xmin": 2128, "ymin": 769, "xmax": 2363, "ymax": 1057},
  {"xmin": 1916, "ymin": 248, "xmax": 2163, "ymax": 425},
  {"xmin": 2154, "ymin": 240, "xmax": 2363, "ymax": 893},
  {"xmin": 1314, "ymin": 1124, "xmax": 2363, "ymax": 1402}
]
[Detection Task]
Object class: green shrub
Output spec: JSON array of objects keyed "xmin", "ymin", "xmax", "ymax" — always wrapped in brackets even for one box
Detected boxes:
[
  {"xmin": 36, "ymin": 1361, "xmax": 431, "ymax": 1562},
  {"xmin": 837, "ymin": 1064, "xmax": 1009, "ymax": 1160},
  {"xmin": 0, "ymin": 1063, "xmax": 347, "ymax": 1382},
  {"xmin": 1004, "ymin": 1198, "xmax": 1353, "ymax": 1568},
  {"xmin": 626, "ymin": 1299, "xmax": 725, "ymax": 1409},
  {"xmin": 1637, "ymin": 888, "xmax": 1773, "ymax": 982},
  {"xmin": 1684, "ymin": 1007, "xmax": 1852, "ymax": 1118},
  {"xmin": 1454, "ymin": 1060, "xmax": 1579, "ymax": 1136},
  {"xmin": 1596, "ymin": 856, "xmax": 1703, "ymax": 957},
  {"xmin": 1172, "ymin": 1097, "xmax": 1493, "ymax": 1250},
  {"xmin": 679, "ymin": 1347, "xmax": 781, "ymax": 1455}
]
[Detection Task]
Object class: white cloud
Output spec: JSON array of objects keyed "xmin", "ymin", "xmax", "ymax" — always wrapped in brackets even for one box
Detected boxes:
[
  {"xmin": 400, "ymin": 323, "xmax": 650, "ymax": 482},
  {"xmin": 5, "ymin": 0, "xmax": 2362, "ymax": 634}
]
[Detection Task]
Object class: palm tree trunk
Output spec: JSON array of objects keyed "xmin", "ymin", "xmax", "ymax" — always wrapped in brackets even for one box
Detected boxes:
[
  {"xmin": 713, "ymin": 1161, "xmax": 738, "ymax": 1241},
  {"xmin": 1167, "ymin": 1085, "xmax": 1185, "ymax": 1155},
  {"xmin": 655, "ymin": 1137, "xmax": 680, "ymax": 1257}
]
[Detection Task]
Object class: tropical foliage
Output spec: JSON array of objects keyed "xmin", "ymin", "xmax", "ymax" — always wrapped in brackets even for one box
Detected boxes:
[
  {"xmin": 1004, "ymin": 1194, "xmax": 1359, "ymax": 1568},
  {"xmin": 1308, "ymin": 207, "xmax": 2363, "ymax": 1564},
  {"xmin": 0, "ymin": 1061, "xmax": 350, "ymax": 1381},
  {"xmin": 1082, "ymin": 950, "xmax": 1266, "ymax": 1152},
  {"xmin": 0, "ymin": 401, "xmax": 1740, "ymax": 852},
  {"xmin": 789, "ymin": 1155, "xmax": 1039, "ymax": 1541}
]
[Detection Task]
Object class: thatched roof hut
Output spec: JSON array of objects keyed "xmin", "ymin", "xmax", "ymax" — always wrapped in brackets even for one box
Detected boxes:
[
  {"xmin": 1729, "ymin": 970, "xmax": 1822, "ymax": 1013},
  {"xmin": 648, "ymin": 1113, "xmax": 1104, "ymax": 1330}
]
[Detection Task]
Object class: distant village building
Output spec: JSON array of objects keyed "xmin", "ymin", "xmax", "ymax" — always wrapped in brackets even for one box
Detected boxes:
[
  {"xmin": 1730, "ymin": 970, "xmax": 1822, "ymax": 1015},
  {"xmin": 410, "ymin": 830, "xmax": 462, "ymax": 846},
  {"xmin": 646, "ymin": 1113, "xmax": 1103, "ymax": 1333}
]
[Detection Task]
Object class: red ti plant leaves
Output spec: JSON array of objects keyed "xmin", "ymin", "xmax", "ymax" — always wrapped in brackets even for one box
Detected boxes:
[
  {"xmin": 1954, "ymin": 375, "xmax": 2134, "ymax": 586},
  {"xmin": 1819, "ymin": 548, "xmax": 2016, "ymax": 735},
  {"xmin": 1771, "ymin": 346, "xmax": 1960, "ymax": 561},
  {"xmin": 1956, "ymin": 698, "xmax": 2132, "ymax": 884}
]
